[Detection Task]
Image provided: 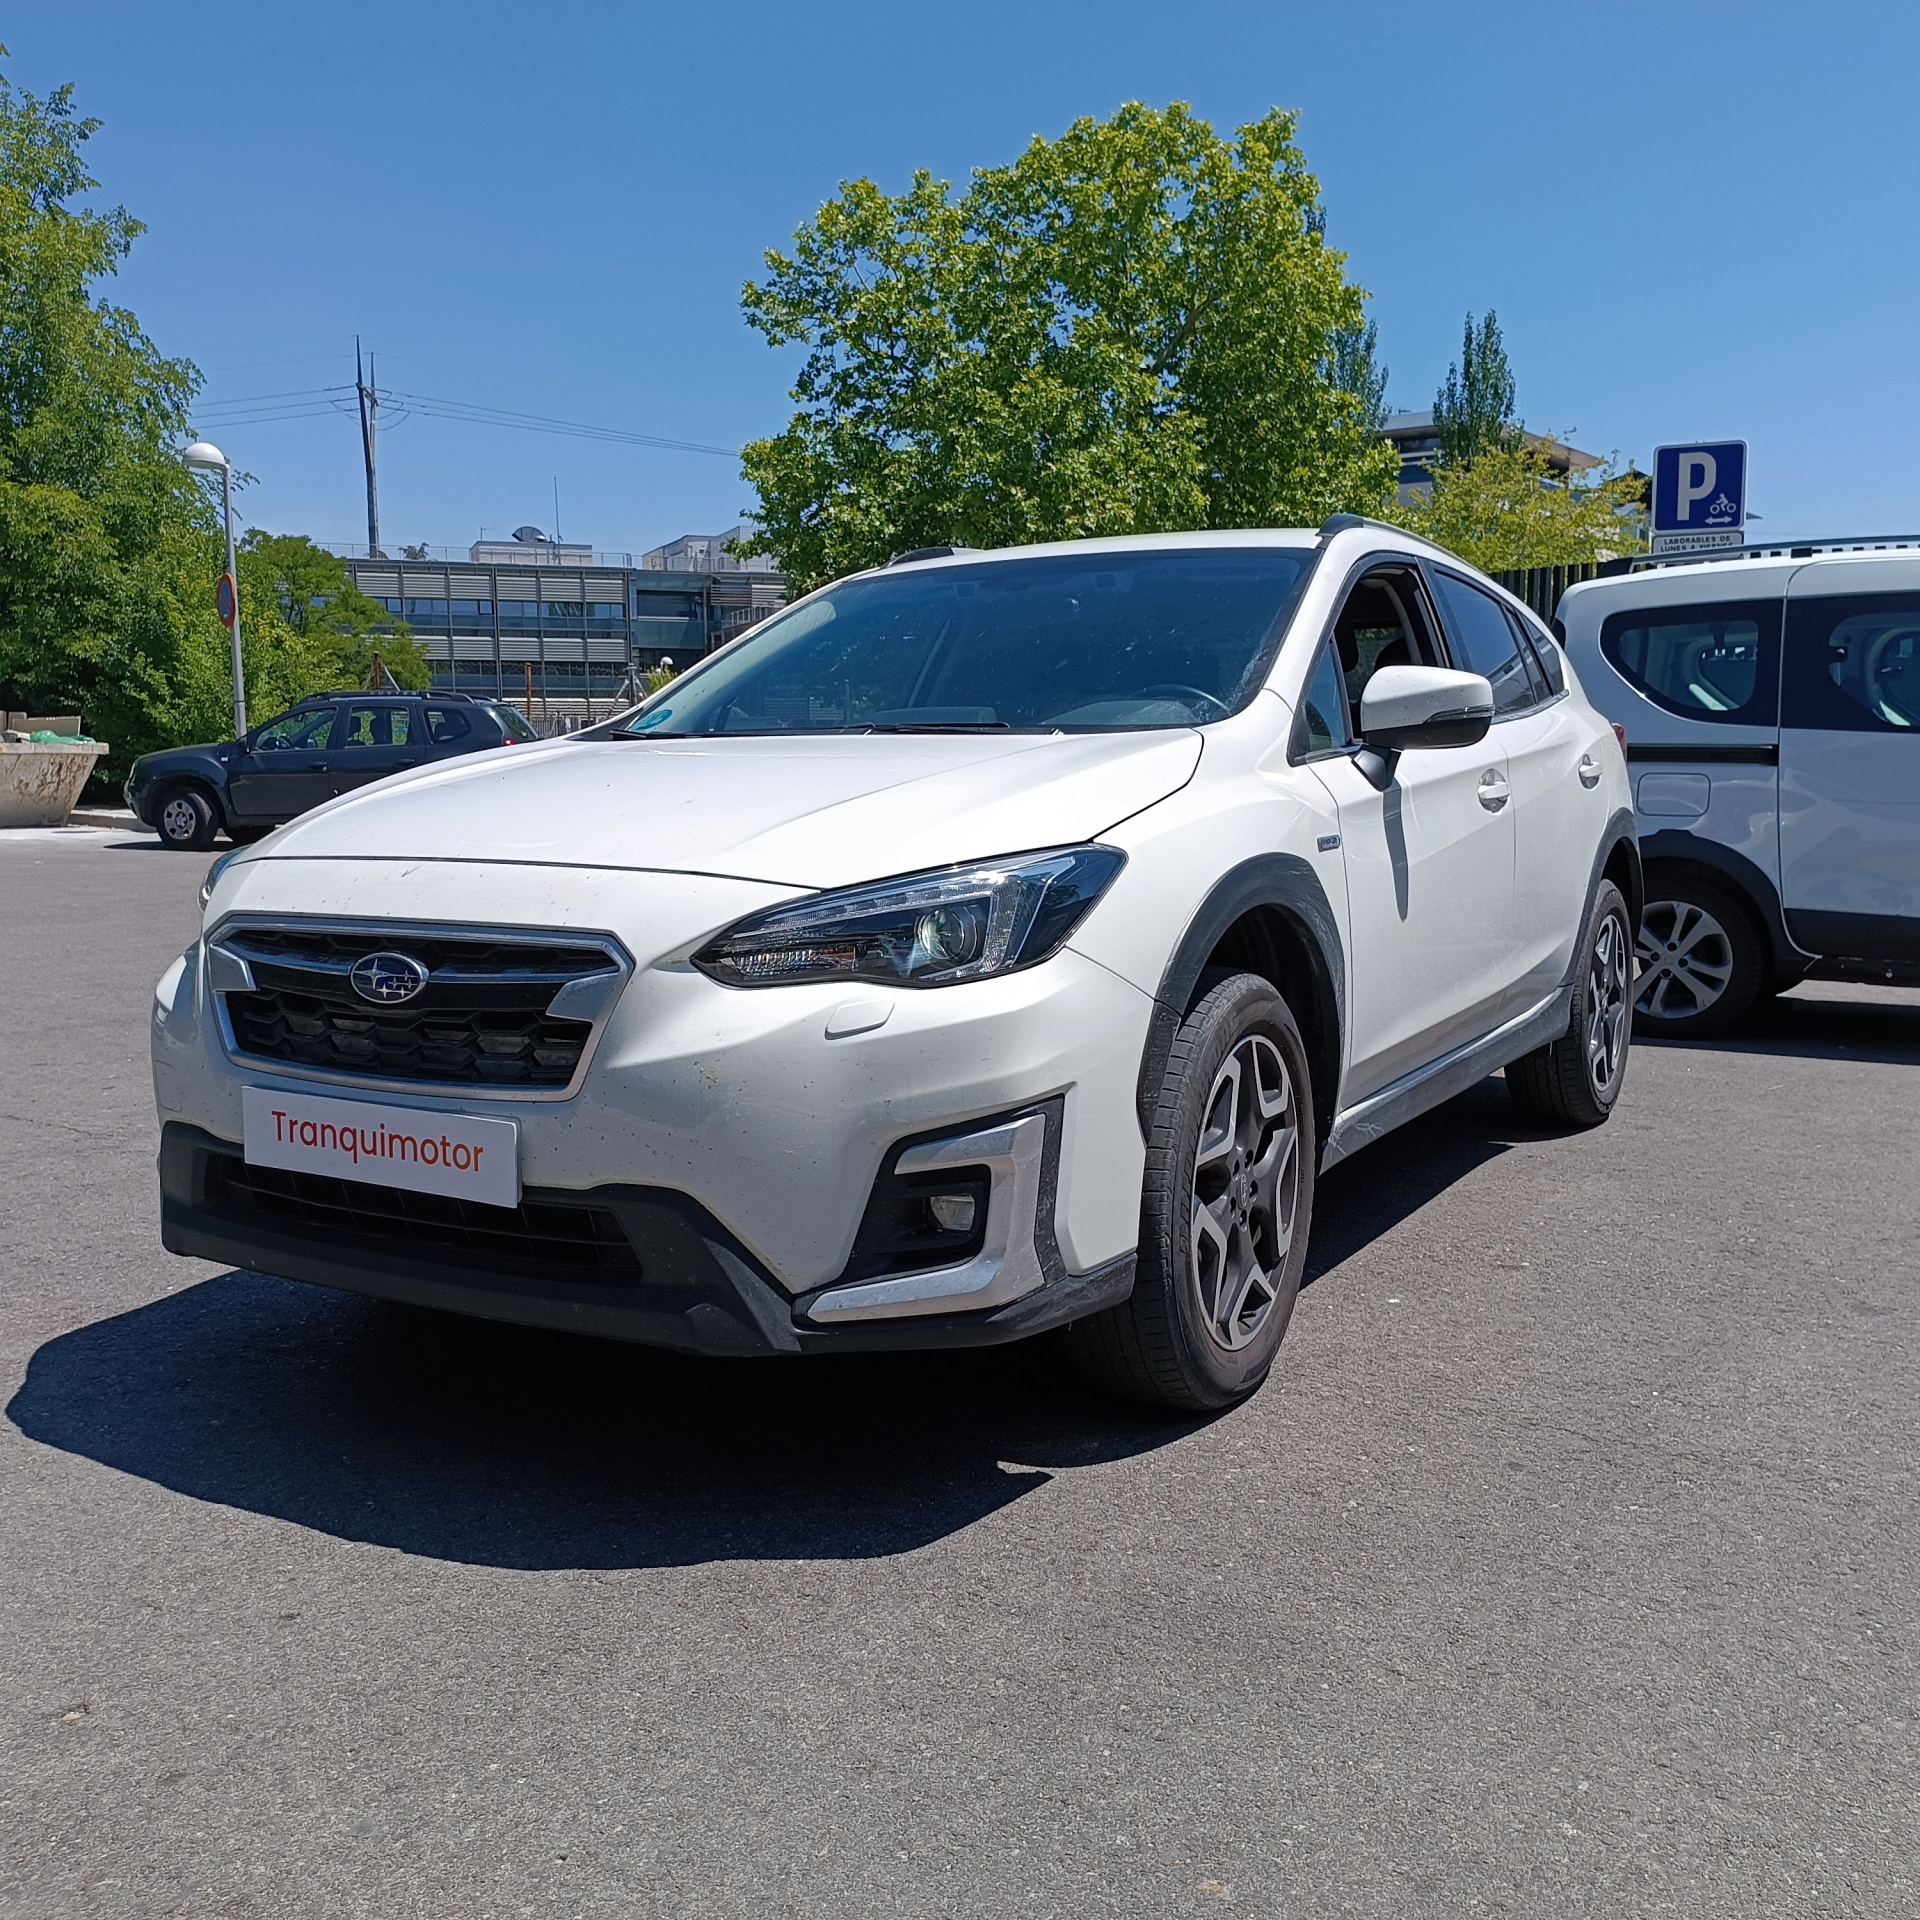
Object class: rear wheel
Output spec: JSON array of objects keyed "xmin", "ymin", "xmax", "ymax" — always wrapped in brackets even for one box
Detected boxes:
[
  {"xmin": 1632, "ymin": 875, "xmax": 1766, "ymax": 1039},
  {"xmin": 155, "ymin": 785, "xmax": 218, "ymax": 852},
  {"xmin": 1066, "ymin": 971, "xmax": 1315, "ymax": 1412},
  {"xmin": 1508, "ymin": 880, "xmax": 1632, "ymax": 1127}
]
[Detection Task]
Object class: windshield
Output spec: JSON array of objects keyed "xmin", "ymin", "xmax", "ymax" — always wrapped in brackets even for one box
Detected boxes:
[{"xmin": 612, "ymin": 547, "xmax": 1314, "ymax": 737}]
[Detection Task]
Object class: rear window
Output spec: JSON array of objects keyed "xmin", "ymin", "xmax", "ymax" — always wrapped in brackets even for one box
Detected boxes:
[
  {"xmin": 485, "ymin": 704, "xmax": 540, "ymax": 742},
  {"xmin": 1599, "ymin": 598, "xmax": 1781, "ymax": 725}
]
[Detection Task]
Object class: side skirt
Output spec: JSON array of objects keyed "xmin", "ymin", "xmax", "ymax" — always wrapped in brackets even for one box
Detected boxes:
[{"xmin": 1321, "ymin": 984, "xmax": 1573, "ymax": 1171}]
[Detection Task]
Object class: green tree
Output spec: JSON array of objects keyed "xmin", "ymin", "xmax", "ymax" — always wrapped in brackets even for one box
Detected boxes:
[
  {"xmin": 237, "ymin": 532, "xmax": 425, "ymax": 709},
  {"xmin": 1323, "ymin": 318, "xmax": 1389, "ymax": 431},
  {"xmin": 0, "ymin": 60, "xmax": 400, "ymax": 771},
  {"xmin": 1433, "ymin": 310, "xmax": 1522, "ymax": 466},
  {"xmin": 740, "ymin": 103, "xmax": 1399, "ymax": 589},
  {"xmin": 1391, "ymin": 438, "xmax": 1647, "ymax": 571}
]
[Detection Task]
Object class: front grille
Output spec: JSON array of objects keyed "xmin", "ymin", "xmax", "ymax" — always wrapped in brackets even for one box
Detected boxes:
[
  {"xmin": 215, "ymin": 924, "xmax": 622, "ymax": 1090},
  {"xmin": 207, "ymin": 1153, "xmax": 642, "ymax": 1278}
]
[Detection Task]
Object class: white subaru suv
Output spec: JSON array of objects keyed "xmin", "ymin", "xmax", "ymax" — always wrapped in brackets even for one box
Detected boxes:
[{"xmin": 153, "ymin": 520, "xmax": 1637, "ymax": 1410}]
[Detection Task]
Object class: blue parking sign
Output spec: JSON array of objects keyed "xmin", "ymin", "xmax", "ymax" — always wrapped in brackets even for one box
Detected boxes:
[{"xmin": 1653, "ymin": 441, "xmax": 1746, "ymax": 534}]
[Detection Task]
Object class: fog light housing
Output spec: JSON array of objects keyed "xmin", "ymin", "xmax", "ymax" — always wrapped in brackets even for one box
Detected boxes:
[{"xmin": 926, "ymin": 1192, "xmax": 976, "ymax": 1234}]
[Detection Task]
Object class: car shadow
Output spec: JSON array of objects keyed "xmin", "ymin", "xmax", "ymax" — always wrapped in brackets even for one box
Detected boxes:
[
  {"xmin": 8, "ymin": 1077, "xmax": 1543, "ymax": 1572},
  {"xmin": 1640, "ymin": 985, "xmax": 1920, "ymax": 1069}
]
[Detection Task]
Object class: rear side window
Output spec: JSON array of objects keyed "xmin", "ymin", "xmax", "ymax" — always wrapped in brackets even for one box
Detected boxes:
[
  {"xmin": 425, "ymin": 706, "xmax": 472, "ymax": 743},
  {"xmin": 1510, "ymin": 608, "xmax": 1565, "ymax": 696},
  {"xmin": 1431, "ymin": 571, "xmax": 1540, "ymax": 715},
  {"xmin": 1599, "ymin": 598, "xmax": 1781, "ymax": 725},
  {"xmin": 1784, "ymin": 592, "xmax": 1920, "ymax": 733}
]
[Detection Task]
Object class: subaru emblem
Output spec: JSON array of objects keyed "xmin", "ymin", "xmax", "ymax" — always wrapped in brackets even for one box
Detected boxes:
[{"xmin": 349, "ymin": 950, "xmax": 430, "ymax": 1005}]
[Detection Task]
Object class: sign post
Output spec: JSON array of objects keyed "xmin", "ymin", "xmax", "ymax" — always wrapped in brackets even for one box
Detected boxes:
[{"xmin": 1651, "ymin": 441, "xmax": 1747, "ymax": 556}]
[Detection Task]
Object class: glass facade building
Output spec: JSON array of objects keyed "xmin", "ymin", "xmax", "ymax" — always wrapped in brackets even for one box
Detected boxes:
[{"xmin": 341, "ymin": 547, "xmax": 789, "ymax": 710}]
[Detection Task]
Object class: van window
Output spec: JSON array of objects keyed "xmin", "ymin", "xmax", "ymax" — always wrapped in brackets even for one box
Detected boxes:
[
  {"xmin": 1599, "ymin": 599, "xmax": 1781, "ymax": 725},
  {"xmin": 1784, "ymin": 592, "xmax": 1920, "ymax": 733}
]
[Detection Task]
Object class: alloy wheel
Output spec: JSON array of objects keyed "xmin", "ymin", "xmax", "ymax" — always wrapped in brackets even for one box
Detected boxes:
[
  {"xmin": 1587, "ymin": 909, "xmax": 1630, "ymax": 1094},
  {"xmin": 1634, "ymin": 899, "xmax": 1734, "ymax": 1023},
  {"xmin": 1190, "ymin": 1033, "xmax": 1300, "ymax": 1353}
]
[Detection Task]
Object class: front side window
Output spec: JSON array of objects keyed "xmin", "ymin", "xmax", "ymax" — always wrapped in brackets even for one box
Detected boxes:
[
  {"xmin": 1432, "ymin": 571, "xmax": 1540, "ymax": 715},
  {"xmin": 338, "ymin": 704, "xmax": 412, "ymax": 748},
  {"xmin": 251, "ymin": 708, "xmax": 335, "ymax": 751},
  {"xmin": 613, "ymin": 548, "xmax": 1314, "ymax": 736},
  {"xmin": 1293, "ymin": 637, "xmax": 1351, "ymax": 757},
  {"xmin": 1785, "ymin": 592, "xmax": 1920, "ymax": 733},
  {"xmin": 1330, "ymin": 563, "xmax": 1445, "ymax": 717},
  {"xmin": 1600, "ymin": 598, "xmax": 1781, "ymax": 724}
]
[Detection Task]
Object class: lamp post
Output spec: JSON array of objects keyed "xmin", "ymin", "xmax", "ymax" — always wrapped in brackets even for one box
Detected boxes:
[{"xmin": 183, "ymin": 440, "xmax": 247, "ymax": 736}]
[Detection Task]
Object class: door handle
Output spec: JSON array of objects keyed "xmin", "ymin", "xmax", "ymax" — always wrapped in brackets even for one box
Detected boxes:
[
  {"xmin": 1577, "ymin": 753, "xmax": 1602, "ymax": 789},
  {"xmin": 1477, "ymin": 768, "xmax": 1511, "ymax": 811}
]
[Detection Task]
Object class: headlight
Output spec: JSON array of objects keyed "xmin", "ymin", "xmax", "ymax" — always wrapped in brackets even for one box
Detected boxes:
[
  {"xmin": 693, "ymin": 846, "xmax": 1126, "ymax": 989},
  {"xmin": 200, "ymin": 849, "xmax": 238, "ymax": 908}
]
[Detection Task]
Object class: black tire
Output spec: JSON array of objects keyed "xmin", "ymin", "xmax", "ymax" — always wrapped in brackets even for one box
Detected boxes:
[
  {"xmin": 1631, "ymin": 872, "xmax": 1767, "ymax": 1040},
  {"xmin": 155, "ymin": 784, "xmax": 218, "ymax": 852},
  {"xmin": 1066, "ymin": 971, "xmax": 1316, "ymax": 1413},
  {"xmin": 1508, "ymin": 880, "xmax": 1633, "ymax": 1128}
]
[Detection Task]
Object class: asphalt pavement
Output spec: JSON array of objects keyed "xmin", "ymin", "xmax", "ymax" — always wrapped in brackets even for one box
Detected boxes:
[{"xmin": 2, "ymin": 828, "xmax": 1915, "ymax": 1919}]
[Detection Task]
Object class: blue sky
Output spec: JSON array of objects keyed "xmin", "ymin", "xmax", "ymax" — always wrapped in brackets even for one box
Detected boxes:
[{"xmin": 12, "ymin": 1, "xmax": 1918, "ymax": 553}]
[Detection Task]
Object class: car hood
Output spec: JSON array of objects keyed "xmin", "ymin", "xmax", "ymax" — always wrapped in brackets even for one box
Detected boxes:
[{"xmin": 252, "ymin": 730, "xmax": 1204, "ymax": 888}]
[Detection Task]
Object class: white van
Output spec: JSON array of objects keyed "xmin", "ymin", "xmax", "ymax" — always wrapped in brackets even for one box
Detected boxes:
[{"xmin": 1559, "ymin": 543, "xmax": 1920, "ymax": 1035}]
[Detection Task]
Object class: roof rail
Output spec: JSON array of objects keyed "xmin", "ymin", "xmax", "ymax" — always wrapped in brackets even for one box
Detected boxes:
[
  {"xmin": 888, "ymin": 544, "xmax": 974, "ymax": 566},
  {"xmin": 1317, "ymin": 512, "xmax": 1417, "ymax": 544},
  {"xmin": 1625, "ymin": 534, "xmax": 1920, "ymax": 573}
]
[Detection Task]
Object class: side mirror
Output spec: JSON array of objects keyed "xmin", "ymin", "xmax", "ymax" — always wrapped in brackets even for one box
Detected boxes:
[{"xmin": 1353, "ymin": 665, "xmax": 1494, "ymax": 788}]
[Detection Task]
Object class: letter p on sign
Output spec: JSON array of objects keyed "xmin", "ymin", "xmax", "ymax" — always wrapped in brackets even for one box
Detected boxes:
[{"xmin": 1675, "ymin": 452, "xmax": 1717, "ymax": 522}]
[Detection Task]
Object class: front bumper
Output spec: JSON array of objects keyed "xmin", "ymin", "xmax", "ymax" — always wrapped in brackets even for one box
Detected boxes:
[{"xmin": 159, "ymin": 1116, "xmax": 1135, "ymax": 1356}]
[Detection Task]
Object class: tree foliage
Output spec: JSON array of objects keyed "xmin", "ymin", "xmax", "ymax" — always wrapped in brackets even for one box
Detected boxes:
[
  {"xmin": 1323, "ymin": 318, "xmax": 1389, "ymax": 431},
  {"xmin": 1433, "ymin": 310, "xmax": 1521, "ymax": 466},
  {"xmin": 1390, "ymin": 439, "xmax": 1647, "ymax": 572},
  {"xmin": 0, "ymin": 59, "xmax": 406, "ymax": 770},
  {"xmin": 740, "ymin": 103, "xmax": 1399, "ymax": 589}
]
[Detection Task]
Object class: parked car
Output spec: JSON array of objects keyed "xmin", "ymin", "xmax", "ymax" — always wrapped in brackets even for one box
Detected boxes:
[
  {"xmin": 152, "ymin": 521, "xmax": 1637, "ymax": 1410},
  {"xmin": 1558, "ymin": 544, "xmax": 1920, "ymax": 1036},
  {"xmin": 126, "ymin": 691, "xmax": 539, "ymax": 850}
]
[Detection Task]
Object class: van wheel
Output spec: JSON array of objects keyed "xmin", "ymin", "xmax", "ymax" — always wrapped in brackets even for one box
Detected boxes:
[
  {"xmin": 156, "ymin": 785, "xmax": 218, "ymax": 851},
  {"xmin": 1066, "ymin": 971, "xmax": 1315, "ymax": 1413},
  {"xmin": 1508, "ymin": 880, "xmax": 1632, "ymax": 1127},
  {"xmin": 1632, "ymin": 875, "xmax": 1765, "ymax": 1039}
]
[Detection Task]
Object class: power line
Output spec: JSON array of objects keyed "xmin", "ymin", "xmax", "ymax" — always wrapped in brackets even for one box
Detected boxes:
[{"xmin": 191, "ymin": 382, "xmax": 737, "ymax": 458}]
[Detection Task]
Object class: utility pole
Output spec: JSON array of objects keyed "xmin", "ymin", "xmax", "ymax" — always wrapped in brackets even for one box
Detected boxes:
[{"xmin": 356, "ymin": 336, "xmax": 381, "ymax": 557}]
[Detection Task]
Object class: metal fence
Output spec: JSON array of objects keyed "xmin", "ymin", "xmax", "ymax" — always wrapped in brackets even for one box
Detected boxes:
[{"xmin": 1489, "ymin": 562, "xmax": 1615, "ymax": 623}]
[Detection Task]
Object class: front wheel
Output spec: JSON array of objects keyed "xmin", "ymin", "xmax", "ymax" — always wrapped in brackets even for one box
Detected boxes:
[
  {"xmin": 1507, "ymin": 880, "xmax": 1632, "ymax": 1128},
  {"xmin": 155, "ymin": 785, "xmax": 218, "ymax": 852},
  {"xmin": 1066, "ymin": 971, "xmax": 1315, "ymax": 1412}
]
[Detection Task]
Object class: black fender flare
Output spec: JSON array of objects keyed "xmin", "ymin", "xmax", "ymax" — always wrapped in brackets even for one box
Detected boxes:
[
  {"xmin": 150, "ymin": 763, "xmax": 235, "ymax": 829},
  {"xmin": 1637, "ymin": 827, "xmax": 1802, "ymax": 977},
  {"xmin": 1592, "ymin": 807, "xmax": 1643, "ymax": 936},
  {"xmin": 1135, "ymin": 854, "xmax": 1345, "ymax": 1150}
]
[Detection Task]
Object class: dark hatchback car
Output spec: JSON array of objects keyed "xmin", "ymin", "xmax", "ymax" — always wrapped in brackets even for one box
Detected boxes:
[{"xmin": 126, "ymin": 691, "xmax": 539, "ymax": 850}]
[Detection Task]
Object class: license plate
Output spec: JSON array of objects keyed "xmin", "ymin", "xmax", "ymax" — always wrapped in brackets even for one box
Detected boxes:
[{"xmin": 242, "ymin": 1086, "xmax": 520, "ymax": 1207}]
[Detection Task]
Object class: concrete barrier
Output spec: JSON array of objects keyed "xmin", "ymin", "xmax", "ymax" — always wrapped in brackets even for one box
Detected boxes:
[{"xmin": 0, "ymin": 742, "xmax": 110, "ymax": 828}]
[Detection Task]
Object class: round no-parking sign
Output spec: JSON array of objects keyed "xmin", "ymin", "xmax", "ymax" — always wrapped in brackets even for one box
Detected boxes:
[{"xmin": 215, "ymin": 573, "xmax": 237, "ymax": 625}]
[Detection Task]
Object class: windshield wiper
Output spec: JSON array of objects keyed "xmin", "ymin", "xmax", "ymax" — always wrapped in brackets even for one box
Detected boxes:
[{"xmin": 859, "ymin": 721, "xmax": 1011, "ymax": 734}]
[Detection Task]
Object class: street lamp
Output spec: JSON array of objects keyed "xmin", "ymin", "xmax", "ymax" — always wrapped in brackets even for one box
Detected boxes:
[{"xmin": 183, "ymin": 440, "xmax": 247, "ymax": 736}]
